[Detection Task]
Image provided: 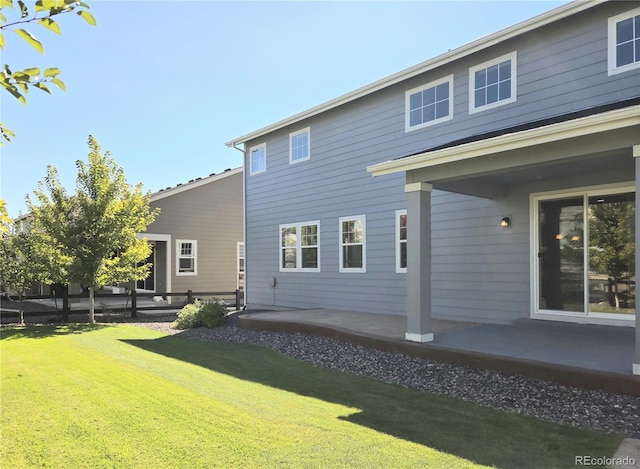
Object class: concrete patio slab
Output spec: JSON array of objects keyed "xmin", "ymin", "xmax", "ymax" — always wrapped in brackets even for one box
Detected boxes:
[
  {"xmin": 432, "ymin": 319, "xmax": 636, "ymax": 375},
  {"xmin": 238, "ymin": 308, "xmax": 640, "ymax": 397}
]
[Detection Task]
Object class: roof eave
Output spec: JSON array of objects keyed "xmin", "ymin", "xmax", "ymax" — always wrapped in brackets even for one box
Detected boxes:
[
  {"xmin": 366, "ymin": 105, "xmax": 640, "ymax": 177},
  {"xmin": 150, "ymin": 167, "xmax": 243, "ymax": 202},
  {"xmin": 225, "ymin": 0, "xmax": 604, "ymax": 147}
]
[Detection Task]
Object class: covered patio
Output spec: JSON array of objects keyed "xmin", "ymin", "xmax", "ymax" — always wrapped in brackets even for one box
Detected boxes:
[
  {"xmin": 238, "ymin": 308, "xmax": 640, "ymax": 396},
  {"xmin": 367, "ymin": 101, "xmax": 640, "ymax": 377}
]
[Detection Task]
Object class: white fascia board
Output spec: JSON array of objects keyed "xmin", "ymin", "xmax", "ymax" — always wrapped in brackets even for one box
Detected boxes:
[
  {"xmin": 367, "ymin": 105, "xmax": 640, "ymax": 177},
  {"xmin": 225, "ymin": 0, "xmax": 602, "ymax": 147},
  {"xmin": 150, "ymin": 167, "xmax": 243, "ymax": 202}
]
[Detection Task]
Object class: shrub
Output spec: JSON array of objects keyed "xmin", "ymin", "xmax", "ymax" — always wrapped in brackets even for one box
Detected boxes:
[
  {"xmin": 199, "ymin": 300, "xmax": 228, "ymax": 328},
  {"xmin": 173, "ymin": 299, "xmax": 228, "ymax": 329},
  {"xmin": 173, "ymin": 301, "xmax": 201, "ymax": 329}
]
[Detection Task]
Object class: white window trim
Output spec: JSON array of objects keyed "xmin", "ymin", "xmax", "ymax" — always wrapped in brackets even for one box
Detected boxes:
[
  {"xmin": 176, "ymin": 239, "xmax": 197, "ymax": 276},
  {"xmin": 249, "ymin": 142, "xmax": 266, "ymax": 175},
  {"xmin": 396, "ymin": 209, "xmax": 407, "ymax": 273},
  {"xmin": 289, "ymin": 127, "xmax": 311, "ymax": 164},
  {"xmin": 607, "ymin": 6, "xmax": 640, "ymax": 76},
  {"xmin": 339, "ymin": 215, "xmax": 366, "ymax": 273},
  {"xmin": 279, "ymin": 220, "xmax": 321, "ymax": 272},
  {"xmin": 469, "ymin": 51, "xmax": 517, "ymax": 114},
  {"xmin": 405, "ymin": 75, "xmax": 454, "ymax": 132}
]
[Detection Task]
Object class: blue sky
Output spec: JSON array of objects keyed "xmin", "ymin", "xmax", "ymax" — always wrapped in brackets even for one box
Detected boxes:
[{"xmin": 1, "ymin": 0, "xmax": 567, "ymax": 216}]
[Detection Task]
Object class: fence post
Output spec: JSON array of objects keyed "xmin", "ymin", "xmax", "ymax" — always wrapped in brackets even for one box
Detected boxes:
[
  {"xmin": 131, "ymin": 289, "xmax": 137, "ymax": 319},
  {"xmin": 62, "ymin": 285, "xmax": 69, "ymax": 323},
  {"xmin": 187, "ymin": 289, "xmax": 193, "ymax": 304}
]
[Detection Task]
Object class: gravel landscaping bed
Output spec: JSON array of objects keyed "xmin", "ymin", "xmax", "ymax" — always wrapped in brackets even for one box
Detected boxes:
[{"xmin": 4, "ymin": 311, "xmax": 639, "ymax": 438}]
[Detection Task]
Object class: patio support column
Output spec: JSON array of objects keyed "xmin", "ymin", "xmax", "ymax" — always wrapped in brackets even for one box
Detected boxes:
[
  {"xmin": 634, "ymin": 144, "xmax": 640, "ymax": 375},
  {"xmin": 405, "ymin": 182, "xmax": 433, "ymax": 342}
]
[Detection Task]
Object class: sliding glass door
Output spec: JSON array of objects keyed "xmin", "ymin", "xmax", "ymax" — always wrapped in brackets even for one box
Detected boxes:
[{"xmin": 535, "ymin": 187, "xmax": 635, "ymax": 319}]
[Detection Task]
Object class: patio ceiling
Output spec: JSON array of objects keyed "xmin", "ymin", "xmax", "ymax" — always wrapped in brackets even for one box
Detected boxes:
[{"xmin": 433, "ymin": 148, "xmax": 634, "ymax": 198}]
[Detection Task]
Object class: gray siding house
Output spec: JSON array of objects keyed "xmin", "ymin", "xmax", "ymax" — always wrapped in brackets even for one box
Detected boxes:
[
  {"xmin": 136, "ymin": 167, "xmax": 244, "ymax": 301},
  {"xmin": 227, "ymin": 1, "xmax": 640, "ymax": 374}
]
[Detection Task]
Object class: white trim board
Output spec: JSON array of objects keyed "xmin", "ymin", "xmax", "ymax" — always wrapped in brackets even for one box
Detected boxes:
[{"xmin": 405, "ymin": 332, "xmax": 434, "ymax": 343}]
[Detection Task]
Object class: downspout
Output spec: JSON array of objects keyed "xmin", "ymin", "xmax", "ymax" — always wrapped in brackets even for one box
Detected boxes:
[{"xmin": 231, "ymin": 143, "xmax": 247, "ymax": 309}]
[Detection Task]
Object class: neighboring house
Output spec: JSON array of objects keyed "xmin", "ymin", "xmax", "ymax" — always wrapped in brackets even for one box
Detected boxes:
[
  {"xmin": 135, "ymin": 167, "xmax": 244, "ymax": 301},
  {"xmin": 226, "ymin": 1, "xmax": 640, "ymax": 374},
  {"xmin": 10, "ymin": 169, "xmax": 244, "ymax": 302}
]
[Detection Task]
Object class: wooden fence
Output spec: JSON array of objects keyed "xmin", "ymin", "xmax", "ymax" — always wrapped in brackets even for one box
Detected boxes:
[{"xmin": 1, "ymin": 288, "xmax": 244, "ymax": 322}]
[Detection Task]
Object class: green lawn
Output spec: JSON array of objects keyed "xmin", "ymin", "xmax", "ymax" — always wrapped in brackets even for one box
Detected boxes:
[{"xmin": 1, "ymin": 325, "xmax": 622, "ymax": 468}]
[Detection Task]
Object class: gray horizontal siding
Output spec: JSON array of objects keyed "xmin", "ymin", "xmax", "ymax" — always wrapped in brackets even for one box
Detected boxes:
[{"xmin": 245, "ymin": 2, "xmax": 639, "ymax": 323}]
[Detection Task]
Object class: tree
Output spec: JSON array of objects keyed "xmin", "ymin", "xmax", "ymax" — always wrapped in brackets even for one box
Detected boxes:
[
  {"xmin": 0, "ymin": 218, "xmax": 65, "ymax": 324},
  {"xmin": 28, "ymin": 135, "xmax": 159, "ymax": 323},
  {"xmin": 0, "ymin": 200, "xmax": 12, "ymax": 233},
  {"xmin": 0, "ymin": 0, "xmax": 96, "ymax": 144},
  {"xmin": 589, "ymin": 201, "xmax": 635, "ymax": 310}
]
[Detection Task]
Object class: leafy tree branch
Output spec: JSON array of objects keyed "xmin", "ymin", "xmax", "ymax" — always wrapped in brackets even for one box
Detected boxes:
[{"xmin": 0, "ymin": 0, "xmax": 95, "ymax": 144}]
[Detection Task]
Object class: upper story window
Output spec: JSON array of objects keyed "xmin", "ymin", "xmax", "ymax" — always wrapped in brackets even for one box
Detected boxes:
[
  {"xmin": 469, "ymin": 51, "xmax": 517, "ymax": 114},
  {"xmin": 176, "ymin": 239, "xmax": 197, "ymax": 276},
  {"xmin": 290, "ymin": 127, "xmax": 310, "ymax": 164},
  {"xmin": 405, "ymin": 75, "xmax": 453, "ymax": 132},
  {"xmin": 279, "ymin": 221, "xmax": 320, "ymax": 272},
  {"xmin": 249, "ymin": 143, "xmax": 266, "ymax": 175},
  {"xmin": 608, "ymin": 7, "xmax": 640, "ymax": 76},
  {"xmin": 396, "ymin": 210, "xmax": 407, "ymax": 273},
  {"xmin": 339, "ymin": 215, "xmax": 366, "ymax": 273}
]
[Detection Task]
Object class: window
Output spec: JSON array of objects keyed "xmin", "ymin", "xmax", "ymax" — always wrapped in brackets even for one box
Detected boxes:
[
  {"xmin": 396, "ymin": 210, "xmax": 407, "ymax": 273},
  {"xmin": 608, "ymin": 7, "xmax": 640, "ymax": 75},
  {"xmin": 249, "ymin": 143, "xmax": 266, "ymax": 175},
  {"xmin": 469, "ymin": 51, "xmax": 516, "ymax": 113},
  {"xmin": 237, "ymin": 242, "xmax": 245, "ymax": 290},
  {"xmin": 176, "ymin": 240, "xmax": 197, "ymax": 275},
  {"xmin": 290, "ymin": 127, "xmax": 310, "ymax": 163},
  {"xmin": 405, "ymin": 75, "xmax": 453, "ymax": 132},
  {"xmin": 339, "ymin": 215, "xmax": 366, "ymax": 273},
  {"xmin": 279, "ymin": 221, "xmax": 320, "ymax": 272}
]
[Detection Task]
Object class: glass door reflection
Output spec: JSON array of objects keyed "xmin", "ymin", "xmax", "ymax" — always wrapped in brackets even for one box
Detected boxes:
[
  {"xmin": 588, "ymin": 193, "xmax": 635, "ymax": 315},
  {"xmin": 538, "ymin": 198, "xmax": 585, "ymax": 313}
]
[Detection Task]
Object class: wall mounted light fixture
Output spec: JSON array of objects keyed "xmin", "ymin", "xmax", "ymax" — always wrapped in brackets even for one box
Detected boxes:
[{"xmin": 500, "ymin": 217, "xmax": 510, "ymax": 228}]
